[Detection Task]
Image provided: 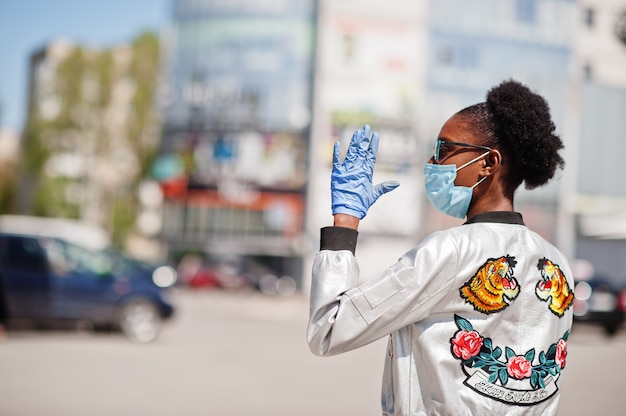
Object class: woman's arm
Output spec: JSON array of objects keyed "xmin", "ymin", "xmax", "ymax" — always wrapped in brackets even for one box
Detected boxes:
[{"xmin": 333, "ymin": 213, "xmax": 360, "ymax": 230}]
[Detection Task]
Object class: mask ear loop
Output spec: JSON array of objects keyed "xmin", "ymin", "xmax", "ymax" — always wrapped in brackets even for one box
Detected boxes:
[
  {"xmin": 455, "ymin": 150, "xmax": 491, "ymax": 172},
  {"xmin": 470, "ymin": 175, "xmax": 488, "ymax": 189}
]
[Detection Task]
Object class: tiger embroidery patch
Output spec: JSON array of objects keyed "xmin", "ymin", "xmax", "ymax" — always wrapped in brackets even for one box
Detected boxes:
[
  {"xmin": 535, "ymin": 258, "xmax": 574, "ymax": 317},
  {"xmin": 460, "ymin": 255, "xmax": 520, "ymax": 314}
]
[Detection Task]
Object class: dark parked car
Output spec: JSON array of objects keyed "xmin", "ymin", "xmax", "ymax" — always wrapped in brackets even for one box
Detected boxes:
[
  {"xmin": 0, "ymin": 223, "xmax": 175, "ymax": 343},
  {"xmin": 573, "ymin": 277, "xmax": 626, "ymax": 336}
]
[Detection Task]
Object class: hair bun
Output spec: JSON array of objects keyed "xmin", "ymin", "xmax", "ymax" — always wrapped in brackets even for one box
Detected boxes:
[{"xmin": 486, "ymin": 79, "xmax": 564, "ymax": 189}]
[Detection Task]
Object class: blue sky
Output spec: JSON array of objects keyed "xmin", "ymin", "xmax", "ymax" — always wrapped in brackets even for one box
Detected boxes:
[{"xmin": 0, "ymin": 0, "xmax": 170, "ymax": 132}]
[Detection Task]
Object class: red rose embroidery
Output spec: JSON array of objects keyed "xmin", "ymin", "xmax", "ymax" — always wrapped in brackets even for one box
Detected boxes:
[
  {"xmin": 451, "ymin": 314, "xmax": 570, "ymax": 390},
  {"xmin": 507, "ymin": 355, "xmax": 533, "ymax": 379},
  {"xmin": 451, "ymin": 330, "xmax": 483, "ymax": 360},
  {"xmin": 555, "ymin": 339, "xmax": 567, "ymax": 368}
]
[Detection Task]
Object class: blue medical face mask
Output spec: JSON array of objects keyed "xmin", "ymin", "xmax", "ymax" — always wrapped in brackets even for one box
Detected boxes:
[{"xmin": 423, "ymin": 152, "xmax": 489, "ymax": 219}]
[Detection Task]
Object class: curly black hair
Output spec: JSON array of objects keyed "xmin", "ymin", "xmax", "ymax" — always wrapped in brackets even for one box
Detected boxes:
[{"xmin": 457, "ymin": 79, "xmax": 564, "ymax": 191}]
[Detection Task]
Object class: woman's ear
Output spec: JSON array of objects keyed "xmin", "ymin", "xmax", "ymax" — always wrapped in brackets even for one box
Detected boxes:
[{"xmin": 482, "ymin": 149, "xmax": 502, "ymax": 175}]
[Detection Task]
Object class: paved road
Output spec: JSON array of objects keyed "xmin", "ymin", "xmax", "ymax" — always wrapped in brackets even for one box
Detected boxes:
[{"xmin": 0, "ymin": 289, "xmax": 624, "ymax": 416}]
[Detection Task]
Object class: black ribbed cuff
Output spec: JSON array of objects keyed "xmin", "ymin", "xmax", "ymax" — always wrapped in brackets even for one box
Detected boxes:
[{"xmin": 320, "ymin": 226, "xmax": 358, "ymax": 255}]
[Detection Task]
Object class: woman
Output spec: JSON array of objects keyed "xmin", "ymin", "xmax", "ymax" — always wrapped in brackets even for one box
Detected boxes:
[{"xmin": 307, "ymin": 79, "xmax": 574, "ymax": 415}]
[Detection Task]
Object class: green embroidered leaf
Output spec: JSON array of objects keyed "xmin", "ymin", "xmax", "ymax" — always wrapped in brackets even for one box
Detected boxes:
[
  {"xmin": 483, "ymin": 338, "xmax": 492, "ymax": 350},
  {"xmin": 548, "ymin": 366, "xmax": 557, "ymax": 376},
  {"xmin": 493, "ymin": 346, "xmax": 502, "ymax": 359},
  {"xmin": 538, "ymin": 375, "xmax": 546, "ymax": 388},
  {"xmin": 563, "ymin": 330, "xmax": 569, "ymax": 341},
  {"xmin": 499, "ymin": 368, "xmax": 509, "ymax": 385},
  {"xmin": 489, "ymin": 365, "xmax": 500, "ymax": 372},
  {"xmin": 488, "ymin": 371, "xmax": 499, "ymax": 383},
  {"xmin": 547, "ymin": 344, "xmax": 556, "ymax": 356},
  {"xmin": 505, "ymin": 347, "xmax": 516, "ymax": 360},
  {"xmin": 462, "ymin": 358, "xmax": 475, "ymax": 367},
  {"xmin": 525, "ymin": 348, "xmax": 536, "ymax": 363},
  {"xmin": 530, "ymin": 372, "xmax": 539, "ymax": 388},
  {"xmin": 455, "ymin": 315, "xmax": 473, "ymax": 331},
  {"xmin": 479, "ymin": 352, "xmax": 491, "ymax": 360},
  {"xmin": 474, "ymin": 360, "xmax": 487, "ymax": 367}
]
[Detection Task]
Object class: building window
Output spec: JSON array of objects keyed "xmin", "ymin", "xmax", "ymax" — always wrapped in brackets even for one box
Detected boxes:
[
  {"xmin": 616, "ymin": 11, "xmax": 626, "ymax": 46},
  {"xmin": 436, "ymin": 44, "xmax": 477, "ymax": 68},
  {"xmin": 458, "ymin": 46, "xmax": 478, "ymax": 68},
  {"xmin": 516, "ymin": 0, "xmax": 536, "ymax": 24},
  {"xmin": 583, "ymin": 63, "xmax": 593, "ymax": 81},
  {"xmin": 342, "ymin": 33, "xmax": 355, "ymax": 63},
  {"xmin": 584, "ymin": 7, "xmax": 595, "ymax": 27},
  {"xmin": 437, "ymin": 46, "xmax": 453, "ymax": 66}
]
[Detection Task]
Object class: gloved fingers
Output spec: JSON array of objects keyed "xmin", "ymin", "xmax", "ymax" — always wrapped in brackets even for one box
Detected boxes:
[
  {"xmin": 357, "ymin": 125, "xmax": 372, "ymax": 153},
  {"xmin": 344, "ymin": 127, "xmax": 363, "ymax": 163},
  {"xmin": 368, "ymin": 131, "xmax": 380, "ymax": 164},
  {"xmin": 373, "ymin": 181, "xmax": 400, "ymax": 200},
  {"xmin": 345, "ymin": 124, "xmax": 373, "ymax": 162},
  {"xmin": 332, "ymin": 141, "xmax": 342, "ymax": 171}
]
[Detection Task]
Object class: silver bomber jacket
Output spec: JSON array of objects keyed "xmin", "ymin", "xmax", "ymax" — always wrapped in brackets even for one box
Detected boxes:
[{"xmin": 307, "ymin": 212, "xmax": 574, "ymax": 416}]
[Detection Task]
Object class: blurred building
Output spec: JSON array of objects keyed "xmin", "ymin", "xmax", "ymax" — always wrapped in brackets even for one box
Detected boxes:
[
  {"xmin": 155, "ymin": 0, "xmax": 316, "ymax": 286},
  {"xmin": 569, "ymin": 0, "xmax": 626, "ymax": 282},
  {"xmin": 0, "ymin": 129, "xmax": 19, "ymax": 213},
  {"xmin": 577, "ymin": 0, "xmax": 626, "ymax": 86},
  {"xmin": 18, "ymin": 34, "xmax": 165, "ymax": 260},
  {"xmin": 0, "ymin": 129, "xmax": 19, "ymax": 161}
]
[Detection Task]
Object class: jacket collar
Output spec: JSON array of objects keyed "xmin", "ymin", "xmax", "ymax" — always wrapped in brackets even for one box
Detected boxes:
[{"xmin": 464, "ymin": 211, "xmax": 525, "ymax": 225}]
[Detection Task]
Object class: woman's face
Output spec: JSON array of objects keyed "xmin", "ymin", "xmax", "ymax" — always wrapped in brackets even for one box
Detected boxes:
[{"xmin": 430, "ymin": 114, "xmax": 488, "ymax": 188}]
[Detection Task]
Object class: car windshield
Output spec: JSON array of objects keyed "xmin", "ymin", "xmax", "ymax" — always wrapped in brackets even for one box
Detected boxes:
[
  {"xmin": 106, "ymin": 249, "xmax": 152, "ymax": 275},
  {"xmin": 41, "ymin": 238, "xmax": 114, "ymax": 276}
]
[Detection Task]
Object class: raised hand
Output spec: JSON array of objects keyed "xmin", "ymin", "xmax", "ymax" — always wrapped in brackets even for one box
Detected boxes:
[{"xmin": 331, "ymin": 125, "xmax": 399, "ymax": 219}]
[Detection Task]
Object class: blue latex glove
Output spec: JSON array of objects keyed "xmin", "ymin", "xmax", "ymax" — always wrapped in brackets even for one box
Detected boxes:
[{"xmin": 331, "ymin": 125, "xmax": 400, "ymax": 219}]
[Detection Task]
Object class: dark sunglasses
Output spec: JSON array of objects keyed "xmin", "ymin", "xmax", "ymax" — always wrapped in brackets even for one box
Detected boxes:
[{"xmin": 433, "ymin": 139, "xmax": 491, "ymax": 162}]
